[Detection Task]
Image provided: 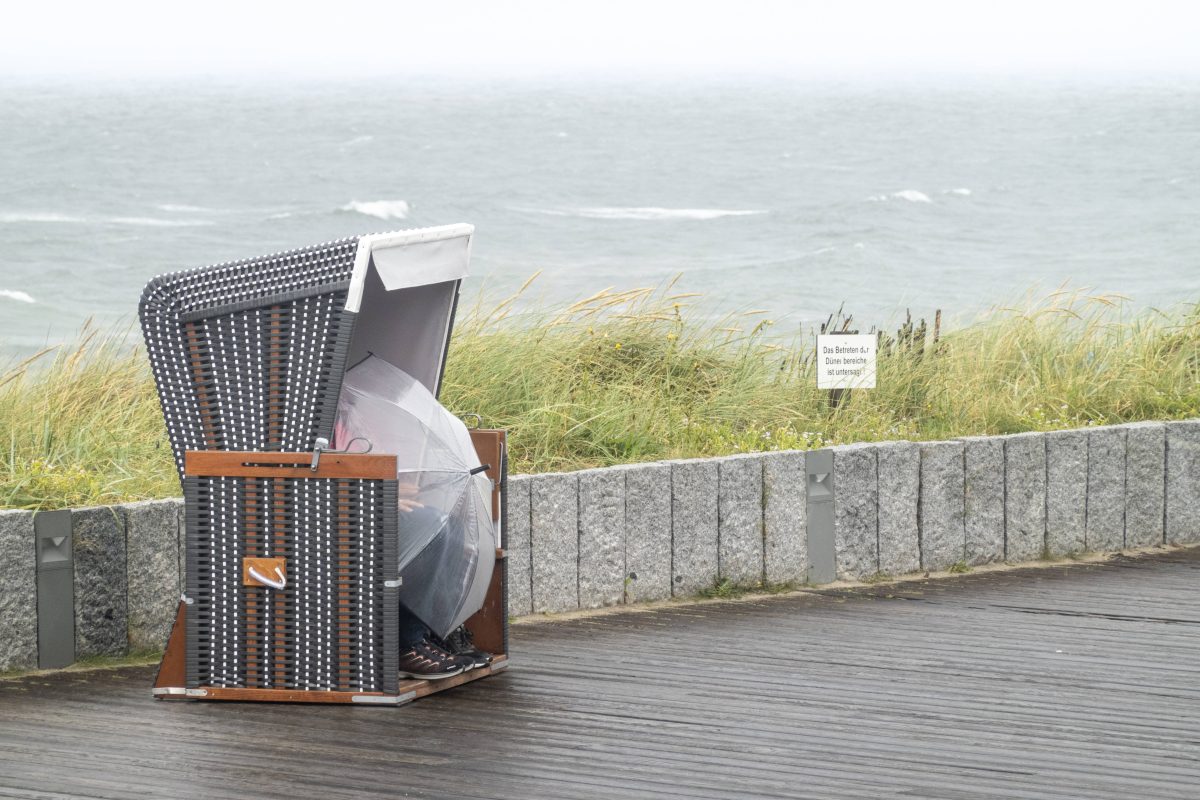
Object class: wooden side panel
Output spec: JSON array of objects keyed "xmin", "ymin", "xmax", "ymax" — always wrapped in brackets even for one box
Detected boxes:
[
  {"xmin": 469, "ymin": 430, "xmax": 505, "ymax": 522},
  {"xmin": 465, "ymin": 552, "xmax": 508, "ymax": 657},
  {"xmin": 153, "ymin": 601, "xmax": 187, "ymax": 691},
  {"xmin": 466, "ymin": 430, "xmax": 508, "ymax": 657}
]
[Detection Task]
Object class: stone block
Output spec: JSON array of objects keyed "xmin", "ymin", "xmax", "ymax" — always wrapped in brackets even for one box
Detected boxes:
[
  {"xmin": 763, "ymin": 451, "xmax": 807, "ymax": 585},
  {"xmin": 578, "ymin": 468, "xmax": 625, "ymax": 609},
  {"xmin": 717, "ymin": 454, "xmax": 764, "ymax": 586},
  {"xmin": 1004, "ymin": 432, "xmax": 1047, "ymax": 562},
  {"xmin": 876, "ymin": 441, "xmax": 919, "ymax": 575},
  {"xmin": 1124, "ymin": 422, "xmax": 1165, "ymax": 547},
  {"xmin": 0, "ymin": 510, "xmax": 37, "ymax": 672},
  {"xmin": 624, "ymin": 463, "xmax": 672, "ymax": 603},
  {"xmin": 122, "ymin": 499, "xmax": 182, "ymax": 652},
  {"xmin": 1166, "ymin": 420, "xmax": 1200, "ymax": 544},
  {"xmin": 671, "ymin": 459, "xmax": 719, "ymax": 596},
  {"xmin": 72, "ymin": 506, "xmax": 129, "ymax": 659},
  {"xmin": 505, "ymin": 475, "xmax": 533, "ymax": 616},
  {"xmin": 918, "ymin": 441, "xmax": 965, "ymax": 571},
  {"xmin": 962, "ymin": 436, "xmax": 1005, "ymax": 565},
  {"xmin": 1045, "ymin": 429, "xmax": 1087, "ymax": 557},
  {"xmin": 832, "ymin": 443, "xmax": 878, "ymax": 580},
  {"xmin": 1086, "ymin": 426, "xmax": 1127, "ymax": 551},
  {"xmin": 530, "ymin": 473, "xmax": 579, "ymax": 614}
]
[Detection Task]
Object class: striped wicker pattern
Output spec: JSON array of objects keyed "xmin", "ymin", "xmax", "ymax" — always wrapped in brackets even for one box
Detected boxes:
[
  {"xmin": 139, "ymin": 237, "xmax": 360, "ymax": 479},
  {"xmin": 184, "ymin": 473, "xmax": 399, "ymax": 694}
]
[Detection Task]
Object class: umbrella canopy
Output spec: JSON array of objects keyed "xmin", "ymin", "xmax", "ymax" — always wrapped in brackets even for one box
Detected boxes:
[{"xmin": 333, "ymin": 355, "xmax": 495, "ymax": 638}]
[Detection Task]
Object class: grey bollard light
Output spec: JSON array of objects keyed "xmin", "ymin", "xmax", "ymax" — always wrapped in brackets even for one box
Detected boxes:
[
  {"xmin": 35, "ymin": 510, "xmax": 75, "ymax": 669},
  {"xmin": 806, "ymin": 449, "xmax": 837, "ymax": 584}
]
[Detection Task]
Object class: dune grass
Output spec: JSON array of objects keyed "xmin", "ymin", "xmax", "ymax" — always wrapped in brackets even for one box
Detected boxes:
[
  {"xmin": 444, "ymin": 283, "xmax": 1200, "ymax": 473},
  {"xmin": 2, "ymin": 283, "xmax": 1198, "ymax": 510}
]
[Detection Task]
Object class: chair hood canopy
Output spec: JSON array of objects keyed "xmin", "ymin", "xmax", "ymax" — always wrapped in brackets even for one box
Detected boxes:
[{"xmin": 139, "ymin": 224, "xmax": 473, "ymax": 483}]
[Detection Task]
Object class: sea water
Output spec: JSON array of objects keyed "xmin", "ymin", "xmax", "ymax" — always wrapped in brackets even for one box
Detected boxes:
[{"xmin": 1, "ymin": 77, "xmax": 1198, "ymax": 359}]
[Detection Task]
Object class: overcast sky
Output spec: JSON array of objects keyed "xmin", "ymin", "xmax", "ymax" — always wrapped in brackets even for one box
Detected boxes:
[{"xmin": 3, "ymin": 0, "xmax": 1199, "ymax": 82}]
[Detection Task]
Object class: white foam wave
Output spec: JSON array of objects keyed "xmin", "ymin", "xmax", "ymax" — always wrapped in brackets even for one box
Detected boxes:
[
  {"xmin": 0, "ymin": 289, "xmax": 35, "ymax": 304},
  {"xmin": 0, "ymin": 211, "xmax": 212, "ymax": 226},
  {"xmin": 944, "ymin": 187, "xmax": 972, "ymax": 196},
  {"xmin": 342, "ymin": 135, "xmax": 375, "ymax": 147},
  {"xmin": 532, "ymin": 207, "xmax": 767, "ymax": 221},
  {"xmin": 109, "ymin": 217, "xmax": 214, "ymax": 227},
  {"xmin": 867, "ymin": 190, "xmax": 933, "ymax": 204},
  {"xmin": 156, "ymin": 203, "xmax": 214, "ymax": 213},
  {"xmin": 0, "ymin": 212, "xmax": 84, "ymax": 224},
  {"xmin": 342, "ymin": 200, "xmax": 411, "ymax": 220}
]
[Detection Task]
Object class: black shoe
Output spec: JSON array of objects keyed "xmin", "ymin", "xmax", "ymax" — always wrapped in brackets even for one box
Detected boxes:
[
  {"xmin": 434, "ymin": 625, "xmax": 493, "ymax": 670},
  {"xmin": 398, "ymin": 638, "xmax": 467, "ymax": 680}
]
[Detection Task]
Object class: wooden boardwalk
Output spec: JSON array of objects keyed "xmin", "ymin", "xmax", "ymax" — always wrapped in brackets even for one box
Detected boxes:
[{"xmin": 2, "ymin": 548, "xmax": 1199, "ymax": 799}]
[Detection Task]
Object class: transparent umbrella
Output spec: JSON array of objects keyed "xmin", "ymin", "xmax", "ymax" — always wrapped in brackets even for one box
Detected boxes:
[{"xmin": 333, "ymin": 355, "xmax": 495, "ymax": 638}]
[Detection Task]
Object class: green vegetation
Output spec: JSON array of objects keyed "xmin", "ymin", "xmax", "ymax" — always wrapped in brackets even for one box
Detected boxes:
[
  {"xmin": 1, "ymin": 330, "xmax": 174, "ymax": 511},
  {"xmin": 698, "ymin": 577, "xmax": 799, "ymax": 599},
  {"xmin": 2, "ymin": 283, "xmax": 1198, "ymax": 510}
]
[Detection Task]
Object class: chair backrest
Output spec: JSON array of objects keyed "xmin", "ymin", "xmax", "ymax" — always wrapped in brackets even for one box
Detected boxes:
[
  {"xmin": 140, "ymin": 238, "xmax": 360, "ymax": 478},
  {"xmin": 139, "ymin": 225, "xmax": 472, "ymax": 484}
]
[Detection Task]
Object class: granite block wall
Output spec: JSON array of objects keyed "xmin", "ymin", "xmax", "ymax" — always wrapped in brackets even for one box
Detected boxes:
[
  {"xmin": 831, "ymin": 443, "xmax": 878, "ymax": 580},
  {"xmin": 877, "ymin": 442, "xmax": 920, "ymax": 575},
  {"xmin": 918, "ymin": 441, "xmax": 966, "ymax": 571},
  {"xmin": 671, "ymin": 459, "xmax": 719, "ymax": 596},
  {"xmin": 0, "ymin": 511, "xmax": 37, "ymax": 672},
  {"xmin": 7, "ymin": 419, "xmax": 1200, "ymax": 673},
  {"xmin": 717, "ymin": 454, "xmax": 765, "ymax": 585},
  {"xmin": 530, "ymin": 473, "xmax": 579, "ymax": 614},
  {"xmin": 961, "ymin": 436, "xmax": 1005, "ymax": 564},
  {"xmin": 623, "ymin": 463, "xmax": 673, "ymax": 603},
  {"xmin": 763, "ymin": 451, "xmax": 807, "ymax": 584}
]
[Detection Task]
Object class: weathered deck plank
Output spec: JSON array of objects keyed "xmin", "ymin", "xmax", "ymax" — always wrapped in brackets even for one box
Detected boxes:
[{"xmin": 2, "ymin": 549, "xmax": 1199, "ymax": 799}]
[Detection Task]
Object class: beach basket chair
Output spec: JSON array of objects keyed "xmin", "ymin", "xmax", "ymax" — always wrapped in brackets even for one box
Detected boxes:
[{"xmin": 141, "ymin": 224, "xmax": 509, "ymax": 705}]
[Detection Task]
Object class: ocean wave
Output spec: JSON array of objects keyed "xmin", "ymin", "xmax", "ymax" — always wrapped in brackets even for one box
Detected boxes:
[
  {"xmin": 529, "ymin": 206, "xmax": 768, "ymax": 221},
  {"xmin": 341, "ymin": 200, "xmax": 411, "ymax": 220},
  {"xmin": 0, "ymin": 289, "xmax": 35, "ymax": 304},
  {"xmin": 109, "ymin": 217, "xmax": 215, "ymax": 227},
  {"xmin": 0, "ymin": 212, "xmax": 84, "ymax": 224},
  {"xmin": 944, "ymin": 188, "xmax": 972, "ymax": 196},
  {"xmin": 342, "ymin": 135, "xmax": 375, "ymax": 147},
  {"xmin": 156, "ymin": 203, "xmax": 215, "ymax": 213},
  {"xmin": 867, "ymin": 190, "xmax": 933, "ymax": 204},
  {"xmin": 1, "ymin": 211, "xmax": 214, "ymax": 227}
]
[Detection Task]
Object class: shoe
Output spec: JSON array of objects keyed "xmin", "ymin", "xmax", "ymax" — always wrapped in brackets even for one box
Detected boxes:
[
  {"xmin": 434, "ymin": 625, "xmax": 493, "ymax": 670},
  {"xmin": 397, "ymin": 638, "xmax": 467, "ymax": 680}
]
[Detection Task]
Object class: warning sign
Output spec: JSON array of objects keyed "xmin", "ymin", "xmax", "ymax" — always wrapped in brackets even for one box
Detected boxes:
[{"xmin": 816, "ymin": 334, "xmax": 876, "ymax": 390}]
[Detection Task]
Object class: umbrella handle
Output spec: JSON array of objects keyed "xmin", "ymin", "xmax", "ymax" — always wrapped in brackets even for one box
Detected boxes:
[{"xmin": 248, "ymin": 566, "xmax": 287, "ymax": 590}]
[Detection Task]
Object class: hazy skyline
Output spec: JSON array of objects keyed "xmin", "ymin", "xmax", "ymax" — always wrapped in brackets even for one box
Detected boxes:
[{"xmin": 4, "ymin": 0, "xmax": 1199, "ymax": 82}]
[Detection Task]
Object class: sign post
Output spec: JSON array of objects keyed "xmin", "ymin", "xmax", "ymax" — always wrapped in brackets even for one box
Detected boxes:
[{"xmin": 816, "ymin": 333, "xmax": 876, "ymax": 408}]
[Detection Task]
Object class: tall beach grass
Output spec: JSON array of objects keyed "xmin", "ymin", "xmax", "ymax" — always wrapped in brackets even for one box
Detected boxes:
[{"xmin": 2, "ymin": 284, "xmax": 1198, "ymax": 510}]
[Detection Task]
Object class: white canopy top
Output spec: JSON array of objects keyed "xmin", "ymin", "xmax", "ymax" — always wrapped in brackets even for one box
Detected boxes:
[{"xmin": 344, "ymin": 223, "xmax": 474, "ymax": 396}]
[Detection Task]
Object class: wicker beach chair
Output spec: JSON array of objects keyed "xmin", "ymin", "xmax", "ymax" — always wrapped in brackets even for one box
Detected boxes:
[{"xmin": 141, "ymin": 224, "xmax": 509, "ymax": 705}]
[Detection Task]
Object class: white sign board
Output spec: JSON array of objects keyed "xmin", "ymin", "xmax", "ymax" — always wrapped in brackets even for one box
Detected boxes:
[{"xmin": 817, "ymin": 334, "xmax": 877, "ymax": 390}]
